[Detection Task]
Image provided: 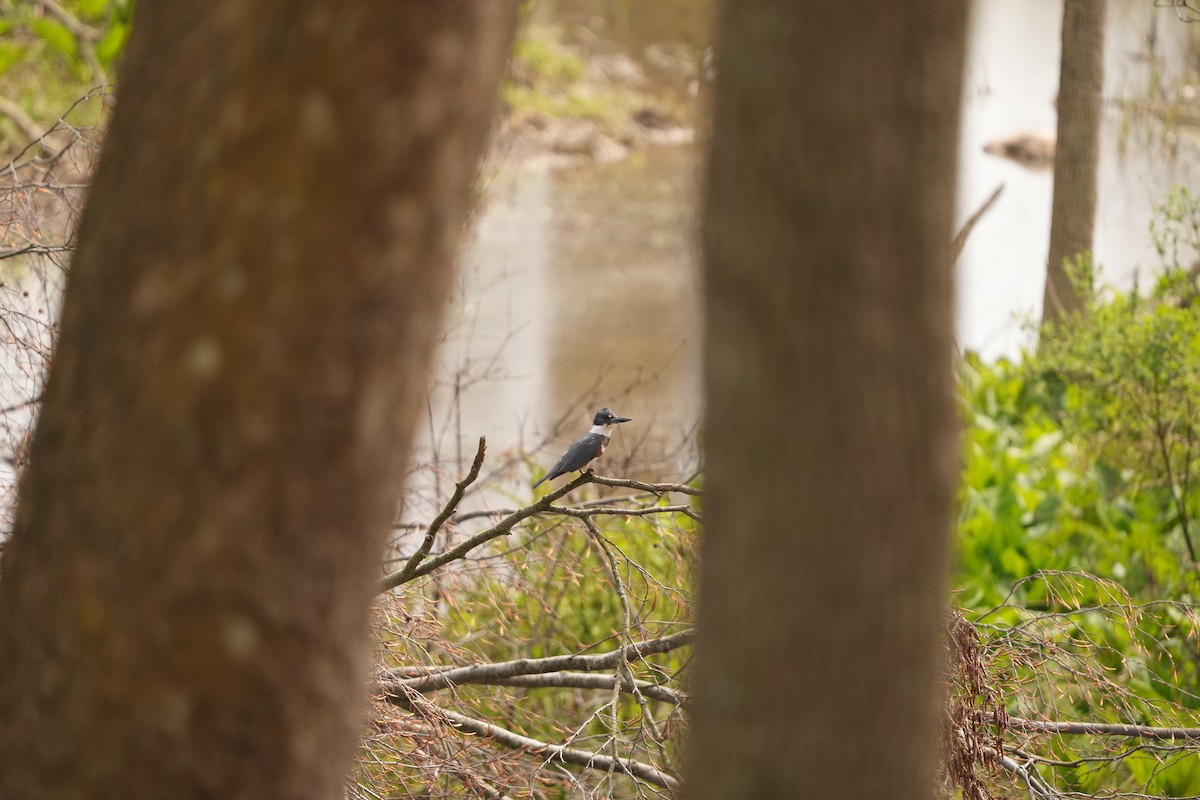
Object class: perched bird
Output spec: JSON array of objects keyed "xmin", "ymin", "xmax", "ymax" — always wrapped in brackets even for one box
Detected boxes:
[{"xmin": 532, "ymin": 407, "xmax": 632, "ymax": 488}]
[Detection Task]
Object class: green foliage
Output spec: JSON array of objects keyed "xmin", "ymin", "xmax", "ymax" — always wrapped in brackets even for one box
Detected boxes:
[
  {"xmin": 503, "ymin": 25, "xmax": 634, "ymax": 126},
  {"xmin": 29, "ymin": 17, "xmax": 78, "ymax": 59},
  {"xmin": 511, "ymin": 30, "xmax": 587, "ymax": 87},
  {"xmin": 954, "ymin": 187, "xmax": 1200, "ymax": 798}
]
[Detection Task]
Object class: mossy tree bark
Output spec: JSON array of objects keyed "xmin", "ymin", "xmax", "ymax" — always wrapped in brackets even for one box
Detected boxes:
[
  {"xmin": 1043, "ymin": 0, "xmax": 1107, "ymax": 326},
  {"xmin": 0, "ymin": 2, "xmax": 517, "ymax": 798},
  {"xmin": 687, "ymin": 3, "xmax": 966, "ymax": 798}
]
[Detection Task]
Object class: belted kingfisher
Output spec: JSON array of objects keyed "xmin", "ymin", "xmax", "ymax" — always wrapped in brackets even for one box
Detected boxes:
[{"xmin": 532, "ymin": 407, "xmax": 632, "ymax": 488}]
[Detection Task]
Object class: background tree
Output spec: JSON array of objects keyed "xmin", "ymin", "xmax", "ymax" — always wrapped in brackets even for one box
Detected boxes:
[
  {"xmin": 687, "ymin": 2, "xmax": 967, "ymax": 798},
  {"xmin": 1042, "ymin": 0, "xmax": 1107, "ymax": 326},
  {"xmin": 0, "ymin": 2, "xmax": 518, "ymax": 798}
]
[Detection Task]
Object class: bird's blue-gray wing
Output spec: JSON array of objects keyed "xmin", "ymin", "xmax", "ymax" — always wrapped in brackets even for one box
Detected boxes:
[{"xmin": 549, "ymin": 433, "xmax": 604, "ymax": 477}]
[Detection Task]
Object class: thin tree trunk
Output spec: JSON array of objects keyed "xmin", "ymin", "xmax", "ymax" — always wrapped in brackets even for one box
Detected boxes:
[
  {"xmin": 1043, "ymin": 0, "xmax": 1107, "ymax": 325},
  {"xmin": 0, "ymin": 3, "xmax": 516, "ymax": 798},
  {"xmin": 687, "ymin": 3, "xmax": 966, "ymax": 799}
]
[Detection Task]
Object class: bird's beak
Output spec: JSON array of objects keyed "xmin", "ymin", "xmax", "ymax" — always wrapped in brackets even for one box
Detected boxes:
[{"xmin": 613, "ymin": 416, "xmax": 632, "ymax": 424}]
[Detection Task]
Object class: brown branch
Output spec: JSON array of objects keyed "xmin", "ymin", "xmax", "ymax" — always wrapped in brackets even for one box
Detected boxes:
[
  {"xmin": 1151, "ymin": 395, "xmax": 1199, "ymax": 565},
  {"xmin": 547, "ymin": 503, "xmax": 696, "ymax": 520},
  {"xmin": 393, "ymin": 691, "xmax": 679, "ymax": 790},
  {"xmin": 0, "ymin": 244, "xmax": 74, "ymax": 261},
  {"xmin": 384, "ymin": 629, "xmax": 695, "ymax": 693},
  {"xmin": 394, "ymin": 436, "xmax": 486, "ymax": 584},
  {"xmin": 953, "ymin": 183, "xmax": 1004, "ymax": 262},
  {"xmin": 398, "ymin": 484, "xmax": 702, "ymax": 528},
  {"xmin": 587, "ymin": 474, "xmax": 703, "ymax": 496},
  {"xmin": 379, "ymin": 470, "xmax": 607, "ymax": 592},
  {"xmin": 1008, "ymin": 716, "xmax": 1200, "ymax": 740},
  {"xmin": 468, "ymin": 671, "xmax": 684, "ymax": 705}
]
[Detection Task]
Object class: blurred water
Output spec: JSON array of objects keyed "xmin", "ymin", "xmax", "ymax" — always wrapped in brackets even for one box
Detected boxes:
[
  {"xmin": 429, "ymin": 0, "xmax": 1200, "ymax": 493},
  {"xmin": 0, "ymin": 1, "xmax": 1196, "ymax": 519}
]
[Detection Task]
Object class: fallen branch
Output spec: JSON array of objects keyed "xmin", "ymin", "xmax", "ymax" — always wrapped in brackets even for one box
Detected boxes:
[
  {"xmin": 392, "ymin": 690, "xmax": 680, "ymax": 790},
  {"xmin": 385, "ymin": 629, "xmax": 695, "ymax": 693},
  {"xmin": 1007, "ymin": 716, "xmax": 1200, "ymax": 741},
  {"xmin": 470, "ymin": 671, "xmax": 684, "ymax": 705}
]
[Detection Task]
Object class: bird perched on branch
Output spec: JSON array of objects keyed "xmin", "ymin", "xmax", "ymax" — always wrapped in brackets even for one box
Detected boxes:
[{"xmin": 532, "ymin": 407, "xmax": 632, "ymax": 488}]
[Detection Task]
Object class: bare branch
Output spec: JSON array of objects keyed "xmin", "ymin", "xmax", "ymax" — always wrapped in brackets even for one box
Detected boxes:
[
  {"xmin": 384, "ymin": 629, "xmax": 695, "ymax": 693},
  {"xmin": 393, "ymin": 690, "xmax": 680, "ymax": 790},
  {"xmin": 588, "ymin": 474, "xmax": 703, "ymax": 496},
  {"xmin": 547, "ymin": 503, "xmax": 698, "ymax": 521},
  {"xmin": 394, "ymin": 436, "xmax": 486, "ymax": 584},
  {"xmin": 1008, "ymin": 716, "xmax": 1200, "ymax": 741},
  {"xmin": 987, "ymin": 748, "xmax": 1060, "ymax": 799},
  {"xmin": 473, "ymin": 671, "xmax": 683, "ymax": 705},
  {"xmin": 381, "ymin": 470, "xmax": 699, "ymax": 592}
]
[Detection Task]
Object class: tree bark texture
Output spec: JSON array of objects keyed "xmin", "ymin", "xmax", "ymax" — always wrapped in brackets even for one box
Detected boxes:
[
  {"xmin": 1043, "ymin": 0, "xmax": 1107, "ymax": 325},
  {"xmin": 688, "ymin": 4, "xmax": 966, "ymax": 800},
  {"xmin": 0, "ymin": 3, "xmax": 516, "ymax": 798}
]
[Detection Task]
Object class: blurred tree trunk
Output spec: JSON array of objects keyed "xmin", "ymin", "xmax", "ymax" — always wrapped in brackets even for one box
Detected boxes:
[
  {"xmin": 1042, "ymin": 0, "xmax": 1107, "ymax": 325},
  {"xmin": 0, "ymin": 3, "xmax": 516, "ymax": 798},
  {"xmin": 688, "ymin": 2, "xmax": 965, "ymax": 799}
]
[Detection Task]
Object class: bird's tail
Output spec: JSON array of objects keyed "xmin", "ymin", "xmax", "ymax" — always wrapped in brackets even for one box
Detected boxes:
[{"xmin": 532, "ymin": 474, "xmax": 548, "ymax": 489}]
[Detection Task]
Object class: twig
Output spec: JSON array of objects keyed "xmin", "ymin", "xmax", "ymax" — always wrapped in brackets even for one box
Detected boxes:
[
  {"xmin": 0, "ymin": 395, "xmax": 42, "ymax": 416},
  {"xmin": 394, "ymin": 436, "xmax": 486, "ymax": 584},
  {"xmin": 953, "ymin": 183, "xmax": 1005, "ymax": 261},
  {"xmin": 986, "ymin": 748, "xmax": 1059, "ymax": 799},
  {"xmin": 380, "ymin": 471, "xmax": 634, "ymax": 592},
  {"xmin": 548, "ymin": 503, "xmax": 696, "ymax": 520},
  {"xmin": 583, "ymin": 515, "xmax": 669, "ymax": 766},
  {"xmin": 393, "ymin": 691, "xmax": 679, "ymax": 790}
]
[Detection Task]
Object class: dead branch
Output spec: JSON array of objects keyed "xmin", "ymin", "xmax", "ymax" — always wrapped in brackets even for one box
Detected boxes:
[
  {"xmin": 395, "ymin": 436, "xmax": 487, "ymax": 584},
  {"xmin": 460, "ymin": 671, "xmax": 684, "ymax": 705},
  {"xmin": 1008, "ymin": 717, "xmax": 1200, "ymax": 740},
  {"xmin": 379, "ymin": 469, "xmax": 699, "ymax": 593},
  {"xmin": 384, "ymin": 629, "xmax": 694, "ymax": 693},
  {"xmin": 393, "ymin": 690, "xmax": 680, "ymax": 790},
  {"xmin": 378, "ymin": 469, "xmax": 595, "ymax": 592}
]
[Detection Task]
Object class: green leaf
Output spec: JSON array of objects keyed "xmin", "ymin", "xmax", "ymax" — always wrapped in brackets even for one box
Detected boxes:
[
  {"xmin": 30, "ymin": 17, "xmax": 78, "ymax": 59},
  {"xmin": 95, "ymin": 20, "xmax": 130, "ymax": 66},
  {"xmin": 998, "ymin": 546, "xmax": 1029, "ymax": 577},
  {"xmin": 76, "ymin": 0, "xmax": 110, "ymax": 18}
]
